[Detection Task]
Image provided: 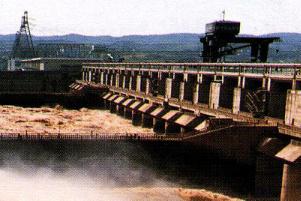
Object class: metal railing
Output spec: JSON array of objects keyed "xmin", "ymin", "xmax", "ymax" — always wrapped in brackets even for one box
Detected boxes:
[
  {"xmin": 0, "ymin": 126, "xmax": 246, "ymax": 142},
  {"xmin": 278, "ymin": 123, "xmax": 301, "ymax": 139},
  {"xmin": 82, "ymin": 62, "xmax": 301, "ymax": 77},
  {"xmin": 0, "ymin": 133, "xmax": 182, "ymax": 141}
]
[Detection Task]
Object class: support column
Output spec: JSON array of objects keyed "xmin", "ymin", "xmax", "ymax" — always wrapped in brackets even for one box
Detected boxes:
[
  {"xmin": 192, "ymin": 82, "xmax": 199, "ymax": 104},
  {"xmin": 124, "ymin": 108, "xmax": 132, "ymax": 119},
  {"xmin": 165, "ymin": 78, "xmax": 172, "ymax": 99},
  {"xmin": 238, "ymin": 76, "xmax": 246, "ymax": 89},
  {"xmin": 103, "ymin": 100, "xmax": 109, "ymax": 110},
  {"xmin": 110, "ymin": 74, "xmax": 113, "ymax": 86},
  {"xmin": 280, "ymin": 163, "xmax": 301, "ymax": 201},
  {"xmin": 136, "ymin": 74, "xmax": 141, "ymax": 92},
  {"xmin": 183, "ymin": 73, "xmax": 188, "ymax": 82},
  {"xmin": 292, "ymin": 79, "xmax": 301, "ymax": 90},
  {"xmin": 115, "ymin": 73, "xmax": 120, "ymax": 88},
  {"xmin": 95, "ymin": 71, "xmax": 100, "ymax": 83},
  {"xmin": 262, "ymin": 77, "xmax": 271, "ymax": 91},
  {"xmin": 109, "ymin": 103, "xmax": 117, "ymax": 113},
  {"xmin": 88, "ymin": 70, "xmax": 92, "ymax": 82},
  {"xmin": 97, "ymin": 71, "xmax": 101, "ymax": 83},
  {"xmin": 94, "ymin": 70, "xmax": 98, "ymax": 83},
  {"xmin": 145, "ymin": 78, "xmax": 150, "ymax": 95},
  {"xmin": 209, "ymin": 82, "xmax": 221, "ymax": 109},
  {"xmin": 285, "ymin": 90, "xmax": 301, "ymax": 126},
  {"xmin": 132, "ymin": 110, "xmax": 142, "ymax": 126},
  {"xmin": 84, "ymin": 71, "xmax": 88, "ymax": 82},
  {"xmin": 232, "ymin": 87, "xmax": 241, "ymax": 114},
  {"xmin": 129, "ymin": 76, "xmax": 133, "ymax": 91},
  {"xmin": 91, "ymin": 70, "xmax": 95, "ymax": 82},
  {"xmin": 197, "ymin": 74, "xmax": 203, "ymax": 84},
  {"xmin": 122, "ymin": 75, "xmax": 126, "ymax": 89},
  {"xmin": 142, "ymin": 113, "xmax": 153, "ymax": 128},
  {"xmin": 105, "ymin": 73, "xmax": 109, "ymax": 85},
  {"xmin": 117, "ymin": 105, "xmax": 124, "ymax": 116},
  {"xmin": 82, "ymin": 70, "xmax": 85, "ymax": 81},
  {"xmin": 153, "ymin": 118, "xmax": 165, "ymax": 133},
  {"xmin": 165, "ymin": 122, "xmax": 181, "ymax": 134},
  {"xmin": 255, "ymin": 154, "xmax": 283, "ymax": 198},
  {"xmin": 100, "ymin": 72, "xmax": 104, "ymax": 85},
  {"xmin": 179, "ymin": 81, "xmax": 185, "ymax": 101}
]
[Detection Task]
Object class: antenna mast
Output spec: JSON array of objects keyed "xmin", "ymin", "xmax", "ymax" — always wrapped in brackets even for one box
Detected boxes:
[{"xmin": 222, "ymin": 10, "xmax": 226, "ymax": 21}]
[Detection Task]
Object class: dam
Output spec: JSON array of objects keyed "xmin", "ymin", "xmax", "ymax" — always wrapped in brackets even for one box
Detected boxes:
[
  {"xmin": 72, "ymin": 61, "xmax": 301, "ymax": 200},
  {"xmin": 1, "ymin": 10, "xmax": 300, "ymax": 200}
]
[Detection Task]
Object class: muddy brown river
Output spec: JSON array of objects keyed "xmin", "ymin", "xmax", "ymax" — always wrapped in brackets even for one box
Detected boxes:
[
  {"xmin": 0, "ymin": 105, "xmax": 244, "ymax": 201},
  {"xmin": 0, "ymin": 105, "xmax": 152, "ymax": 134}
]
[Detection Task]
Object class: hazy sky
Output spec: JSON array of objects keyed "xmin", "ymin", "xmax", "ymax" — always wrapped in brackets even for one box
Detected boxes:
[{"xmin": 0, "ymin": 0, "xmax": 299, "ymax": 36}]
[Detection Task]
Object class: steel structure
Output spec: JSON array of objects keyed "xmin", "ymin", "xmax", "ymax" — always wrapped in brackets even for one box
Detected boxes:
[
  {"xmin": 11, "ymin": 11, "xmax": 36, "ymax": 59},
  {"xmin": 200, "ymin": 21, "xmax": 280, "ymax": 63},
  {"xmin": 36, "ymin": 43, "xmax": 103, "ymax": 58}
]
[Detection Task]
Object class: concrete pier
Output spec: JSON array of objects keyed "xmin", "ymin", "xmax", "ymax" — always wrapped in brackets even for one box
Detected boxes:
[
  {"xmin": 280, "ymin": 164, "xmax": 301, "ymax": 201},
  {"xmin": 193, "ymin": 82, "xmax": 199, "ymax": 105},
  {"xmin": 129, "ymin": 76, "xmax": 133, "ymax": 91},
  {"xmin": 165, "ymin": 78, "xmax": 172, "ymax": 100},
  {"xmin": 232, "ymin": 87, "xmax": 241, "ymax": 114},
  {"xmin": 136, "ymin": 74, "xmax": 141, "ymax": 92},
  {"xmin": 145, "ymin": 78, "xmax": 150, "ymax": 95},
  {"xmin": 285, "ymin": 90, "xmax": 301, "ymax": 127},
  {"xmin": 142, "ymin": 113, "xmax": 153, "ymax": 128},
  {"xmin": 132, "ymin": 110, "xmax": 142, "ymax": 126},
  {"xmin": 209, "ymin": 82, "xmax": 221, "ymax": 109},
  {"xmin": 153, "ymin": 119, "xmax": 165, "ymax": 133},
  {"xmin": 179, "ymin": 81, "xmax": 185, "ymax": 101}
]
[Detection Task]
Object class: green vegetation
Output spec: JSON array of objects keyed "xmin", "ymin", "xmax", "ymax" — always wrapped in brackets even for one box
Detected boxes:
[{"xmin": 1, "ymin": 32, "xmax": 301, "ymax": 70}]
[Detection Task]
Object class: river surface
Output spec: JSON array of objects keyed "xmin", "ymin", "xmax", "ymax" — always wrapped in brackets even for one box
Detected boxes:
[
  {"xmin": 0, "ymin": 105, "xmax": 246, "ymax": 201},
  {"xmin": 0, "ymin": 105, "xmax": 152, "ymax": 134},
  {"xmin": 0, "ymin": 140, "xmax": 248, "ymax": 201}
]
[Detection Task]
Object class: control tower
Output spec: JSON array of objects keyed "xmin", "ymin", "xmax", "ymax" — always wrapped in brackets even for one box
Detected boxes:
[{"xmin": 200, "ymin": 20, "xmax": 280, "ymax": 62}]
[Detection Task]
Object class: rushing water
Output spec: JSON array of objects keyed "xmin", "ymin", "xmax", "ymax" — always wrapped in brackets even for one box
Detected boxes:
[{"xmin": 0, "ymin": 140, "xmax": 252, "ymax": 200}]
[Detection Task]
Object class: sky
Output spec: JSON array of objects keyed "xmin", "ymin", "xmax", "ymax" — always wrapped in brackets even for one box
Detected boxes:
[{"xmin": 0, "ymin": 0, "xmax": 300, "ymax": 36}]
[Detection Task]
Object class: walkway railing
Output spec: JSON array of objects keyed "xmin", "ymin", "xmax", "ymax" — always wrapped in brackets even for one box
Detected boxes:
[
  {"xmin": 0, "ymin": 123, "xmax": 273, "ymax": 142},
  {"xmin": 0, "ymin": 133, "xmax": 182, "ymax": 141},
  {"xmin": 278, "ymin": 123, "xmax": 301, "ymax": 139},
  {"xmin": 83, "ymin": 62, "xmax": 301, "ymax": 77}
]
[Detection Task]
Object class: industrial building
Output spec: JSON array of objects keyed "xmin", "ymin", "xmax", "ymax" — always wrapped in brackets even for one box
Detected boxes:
[
  {"xmin": 17, "ymin": 57, "xmax": 105, "ymax": 71},
  {"xmin": 36, "ymin": 43, "xmax": 108, "ymax": 59}
]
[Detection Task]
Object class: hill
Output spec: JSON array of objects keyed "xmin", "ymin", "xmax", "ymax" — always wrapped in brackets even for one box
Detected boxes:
[{"xmin": 1, "ymin": 32, "xmax": 301, "ymax": 69}]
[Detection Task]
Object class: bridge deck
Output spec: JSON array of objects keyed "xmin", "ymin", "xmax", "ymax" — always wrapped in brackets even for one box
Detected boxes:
[{"xmin": 83, "ymin": 62, "xmax": 301, "ymax": 81}]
